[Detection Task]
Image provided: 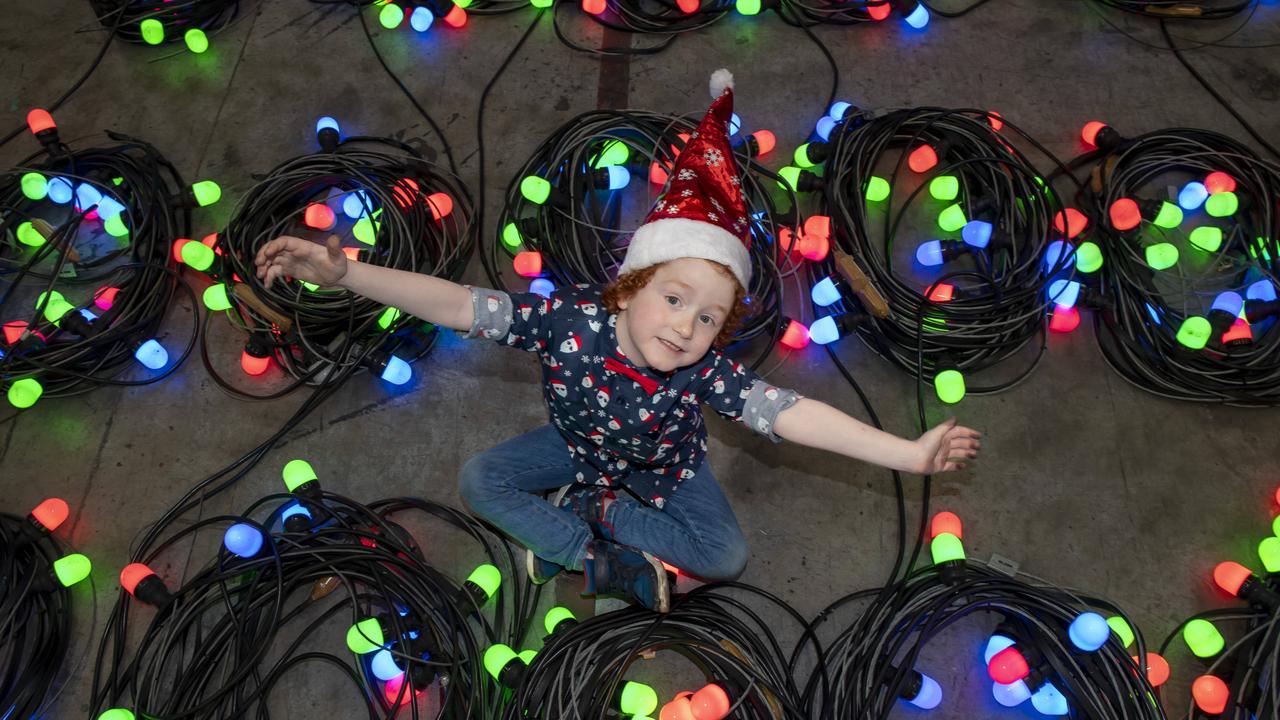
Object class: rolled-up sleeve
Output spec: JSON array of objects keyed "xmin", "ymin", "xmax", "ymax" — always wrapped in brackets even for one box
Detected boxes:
[
  {"xmin": 462, "ymin": 286, "xmax": 553, "ymax": 353},
  {"xmin": 696, "ymin": 352, "xmax": 800, "ymax": 442}
]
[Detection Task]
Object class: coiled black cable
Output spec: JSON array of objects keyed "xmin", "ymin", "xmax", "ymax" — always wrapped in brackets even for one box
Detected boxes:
[{"xmin": 86, "ymin": 0, "xmax": 242, "ymax": 48}]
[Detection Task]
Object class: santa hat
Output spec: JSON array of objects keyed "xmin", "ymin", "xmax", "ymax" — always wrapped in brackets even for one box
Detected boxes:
[{"xmin": 618, "ymin": 69, "xmax": 752, "ymax": 288}]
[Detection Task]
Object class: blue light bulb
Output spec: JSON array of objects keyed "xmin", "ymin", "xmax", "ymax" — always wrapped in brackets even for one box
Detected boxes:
[
  {"xmin": 909, "ymin": 673, "xmax": 942, "ymax": 710},
  {"xmin": 904, "ymin": 3, "xmax": 930, "ymax": 28},
  {"xmin": 79, "ymin": 309, "xmax": 99, "ymax": 323},
  {"xmin": 992, "ymin": 680, "xmax": 1031, "ymax": 707},
  {"xmin": 47, "ymin": 177, "xmax": 73, "ymax": 204},
  {"xmin": 223, "ymin": 523, "xmax": 264, "ymax": 558},
  {"xmin": 316, "ymin": 116, "xmax": 340, "ymax": 135},
  {"xmin": 729, "ymin": 112, "xmax": 741, "ymax": 136},
  {"xmin": 280, "ymin": 501, "xmax": 312, "ymax": 525},
  {"xmin": 916, "ymin": 240, "xmax": 945, "ymax": 267},
  {"xmin": 811, "ymin": 277, "xmax": 841, "ymax": 307},
  {"xmin": 1146, "ymin": 303, "xmax": 1162, "ymax": 325},
  {"xmin": 1043, "ymin": 240, "xmax": 1075, "ymax": 271},
  {"xmin": 1247, "ymin": 280, "xmax": 1277, "ymax": 302},
  {"xmin": 984, "ymin": 634, "xmax": 1015, "ymax": 665},
  {"xmin": 76, "ymin": 183, "xmax": 103, "ymax": 210},
  {"xmin": 343, "ymin": 191, "xmax": 372, "ymax": 220},
  {"xmin": 1048, "ymin": 279, "xmax": 1080, "ymax": 308},
  {"xmin": 815, "ymin": 116, "xmax": 836, "ymax": 141},
  {"xmin": 381, "ymin": 355, "xmax": 412, "ymax": 386},
  {"xmin": 96, "ymin": 196, "xmax": 126, "ymax": 219},
  {"xmin": 410, "ymin": 6, "xmax": 434, "ymax": 31},
  {"xmin": 134, "ymin": 339, "xmax": 168, "ymax": 370},
  {"xmin": 1068, "ymin": 611, "xmax": 1110, "ymax": 652},
  {"xmin": 962, "ymin": 220, "xmax": 993, "ymax": 249},
  {"xmin": 606, "ymin": 165, "xmax": 630, "ymax": 190},
  {"xmin": 1030, "ymin": 682, "xmax": 1069, "ymax": 716},
  {"xmin": 827, "ymin": 101, "xmax": 851, "ymax": 120},
  {"xmin": 809, "ymin": 315, "xmax": 840, "ymax": 345},
  {"xmin": 530, "ymin": 278, "xmax": 555, "ymax": 298},
  {"xmin": 371, "ymin": 649, "xmax": 404, "ymax": 681},
  {"xmin": 1178, "ymin": 181, "xmax": 1208, "ymax": 211},
  {"xmin": 1211, "ymin": 291, "xmax": 1244, "ymax": 317}
]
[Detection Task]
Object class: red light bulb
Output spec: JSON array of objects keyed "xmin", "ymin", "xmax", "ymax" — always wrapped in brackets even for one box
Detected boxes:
[
  {"xmin": 780, "ymin": 319, "xmax": 810, "ymax": 349},
  {"xmin": 660, "ymin": 692, "xmax": 696, "ymax": 720},
  {"xmin": 1213, "ymin": 561, "xmax": 1252, "ymax": 597},
  {"xmin": 343, "ymin": 247, "xmax": 360, "ymax": 261},
  {"xmin": 426, "ymin": 192, "xmax": 453, "ymax": 221},
  {"xmin": 27, "ymin": 108, "xmax": 56, "ymax": 135},
  {"xmin": 987, "ymin": 111, "xmax": 1003, "ymax": 132},
  {"xmin": 908, "ymin": 144, "xmax": 938, "ymax": 173},
  {"xmin": 676, "ymin": 0, "xmax": 698, "ymax": 12},
  {"xmin": 172, "ymin": 238, "xmax": 192, "ymax": 264},
  {"xmin": 1192, "ymin": 675, "xmax": 1229, "ymax": 714},
  {"xmin": 202, "ymin": 232, "xmax": 223, "ymax": 256},
  {"xmin": 1053, "ymin": 208, "xmax": 1089, "ymax": 239},
  {"xmin": 1049, "ymin": 306, "xmax": 1080, "ymax": 333},
  {"xmin": 988, "ymin": 646, "xmax": 1030, "ymax": 684},
  {"xmin": 514, "ymin": 251, "xmax": 543, "ymax": 277},
  {"xmin": 689, "ymin": 683, "xmax": 730, "ymax": 720},
  {"xmin": 120, "ymin": 563, "xmax": 157, "ymax": 596},
  {"xmin": 1109, "ymin": 198, "xmax": 1141, "ymax": 231},
  {"xmin": 1134, "ymin": 652, "xmax": 1169, "ymax": 688},
  {"xmin": 304, "ymin": 203, "xmax": 336, "ymax": 231},
  {"xmin": 1081, "ymin": 121, "xmax": 1107, "ymax": 148},
  {"xmin": 241, "ymin": 349, "xmax": 271, "ymax": 376},
  {"xmin": 649, "ymin": 162, "xmax": 670, "ymax": 186},
  {"xmin": 751, "ymin": 130, "xmax": 775, "ymax": 155},
  {"xmin": 1204, "ymin": 172, "xmax": 1236, "ymax": 195},
  {"xmin": 443, "ymin": 4, "xmax": 467, "ymax": 26},
  {"xmin": 1221, "ymin": 318, "xmax": 1252, "ymax": 344},
  {"xmin": 796, "ymin": 232, "xmax": 829, "ymax": 261},
  {"xmin": 392, "ymin": 178, "xmax": 419, "ymax": 208},
  {"xmin": 4, "ymin": 321, "xmax": 29, "ymax": 345},
  {"xmin": 867, "ymin": 2, "xmax": 890, "ymax": 20},
  {"xmin": 929, "ymin": 511, "xmax": 962, "ymax": 539},
  {"xmin": 927, "ymin": 284, "xmax": 954, "ymax": 302},
  {"xmin": 94, "ymin": 286, "xmax": 120, "ymax": 311},
  {"xmin": 30, "ymin": 497, "xmax": 70, "ymax": 532},
  {"xmin": 582, "ymin": 0, "xmax": 606, "ymax": 13}
]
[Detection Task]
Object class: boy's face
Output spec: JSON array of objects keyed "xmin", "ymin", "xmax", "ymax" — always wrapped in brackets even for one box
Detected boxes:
[{"xmin": 615, "ymin": 258, "xmax": 737, "ymax": 372}]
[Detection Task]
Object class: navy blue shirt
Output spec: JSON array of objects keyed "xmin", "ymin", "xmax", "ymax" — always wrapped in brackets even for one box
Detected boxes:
[{"xmin": 466, "ymin": 283, "xmax": 799, "ymax": 508}]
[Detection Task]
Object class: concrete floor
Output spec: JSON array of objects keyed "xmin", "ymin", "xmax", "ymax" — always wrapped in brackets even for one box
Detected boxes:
[{"xmin": 4, "ymin": 0, "xmax": 1280, "ymax": 717}]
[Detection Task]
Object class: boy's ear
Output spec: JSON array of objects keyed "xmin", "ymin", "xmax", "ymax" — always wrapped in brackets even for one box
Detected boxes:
[{"xmin": 616, "ymin": 296, "xmax": 629, "ymax": 310}]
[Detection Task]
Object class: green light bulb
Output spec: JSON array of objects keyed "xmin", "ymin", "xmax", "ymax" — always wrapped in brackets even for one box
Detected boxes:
[
  {"xmin": 38, "ymin": 291, "xmax": 74, "ymax": 324},
  {"xmin": 1182, "ymin": 618, "xmax": 1224, "ymax": 658},
  {"xmin": 1107, "ymin": 616, "xmax": 1135, "ymax": 648},
  {"xmin": 379, "ymin": 2, "xmax": 404, "ymax": 28},
  {"xmin": 1258, "ymin": 537, "xmax": 1280, "ymax": 574},
  {"xmin": 378, "ymin": 307, "xmax": 402, "ymax": 330},
  {"xmin": 776, "ymin": 166, "xmax": 801, "ymax": 192},
  {"xmin": 620, "ymin": 681, "xmax": 658, "ymax": 716},
  {"xmin": 98, "ymin": 710, "xmax": 136, "ymax": 720},
  {"xmin": 181, "ymin": 241, "xmax": 215, "ymax": 271},
  {"xmin": 282, "ymin": 459, "xmax": 317, "ymax": 492},
  {"xmin": 1144, "ymin": 243, "xmax": 1178, "ymax": 271},
  {"xmin": 1188, "ymin": 226, "xmax": 1222, "ymax": 253},
  {"xmin": 301, "ymin": 281, "xmax": 319, "ymax": 292},
  {"xmin": 353, "ymin": 216, "xmax": 378, "ymax": 245},
  {"xmin": 16, "ymin": 221, "xmax": 45, "ymax": 247},
  {"xmin": 737, "ymin": 0, "xmax": 761, "ymax": 14},
  {"xmin": 1176, "ymin": 316, "xmax": 1211, "ymax": 350},
  {"xmin": 185, "ymin": 28, "xmax": 208, "ymax": 53},
  {"xmin": 793, "ymin": 143, "xmax": 815, "ymax": 169},
  {"xmin": 594, "ymin": 140, "xmax": 629, "ymax": 168},
  {"xmin": 191, "ymin": 180, "xmax": 221, "ymax": 207},
  {"xmin": 521, "ymin": 176, "xmax": 551, "ymax": 205},
  {"xmin": 346, "ymin": 617, "xmax": 384, "ymax": 654},
  {"xmin": 8, "ymin": 378, "xmax": 43, "ymax": 409},
  {"xmin": 531, "ymin": 0, "xmax": 552, "ymax": 7},
  {"xmin": 1273, "ymin": 514, "xmax": 1280, "ymax": 538},
  {"xmin": 517, "ymin": 649, "xmax": 537, "ymax": 664},
  {"xmin": 454, "ymin": 0, "xmax": 473, "ymax": 6},
  {"xmin": 21, "ymin": 172, "xmax": 48, "ymax": 200},
  {"xmin": 923, "ymin": 314, "xmax": 947, "ymax": 333},
  {"xmin": 544, "ymin": 606, "xmax": 576, "ymax": 635},
  {"xmin": 140, "ymin": 18, "xmax": 165, "ymax": 45},
  {"xmin": 502, "ymin": 222, "xmax": 524, "ymax": 251},
  {"xmin": 1205, "ymin": 192, "xmax": 1238, "ymax": 218},
  {"xmin": 929, "ymin": 175, "xmax": 959, "ymax": 201},
  {"xmin": 203, "ymin": 284, "xmax": 232, "ymax": 311},
  {"xmin": 1153, "ymin": 202, "xmax": 1182, "ymax": 229},
  {"xmin": 934, "ymin": 368, "xmax": 965, "ymax": 404},
  {"xmin": 104, "ymin": 214, "xmax": 129, "ymax": 238},
  {"xmin": 466, "ymin": 563, "xmax": 501, "ymax": 600},
  {"xmin": 484, "ymin": 643, "xmax": 517, "ymax": 680},
  {"xmin": 53, "ymin": 553, "xmax": 92, "ymax": 587},
  {"xmin": 865, "ymin": 176, "xmax": 891, "ymax": 202},
  {"xmin": 1075, "ymin": 241, "xmax": 1103, "ymax": 273},
  {"xmin": 931, "ymin": 532, "xmax": 965, "ymax": 564},
  {"xmin": 937, "ymin": 203, "xmax": 967, "ymax": 233}
]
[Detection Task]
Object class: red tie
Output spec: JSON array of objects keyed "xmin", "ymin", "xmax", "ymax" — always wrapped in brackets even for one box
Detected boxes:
[{"xmin": 604, "ymin": 357, "xmax": 660, "ymax": 395}]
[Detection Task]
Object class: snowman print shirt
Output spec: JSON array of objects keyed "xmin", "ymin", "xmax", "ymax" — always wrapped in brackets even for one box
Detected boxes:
[{"xmin": 464, "ymin": 283, "xmax": 800, "ymax": 509}]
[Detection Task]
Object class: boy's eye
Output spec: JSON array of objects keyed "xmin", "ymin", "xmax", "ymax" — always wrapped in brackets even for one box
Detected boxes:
[
  {"xmin": 700, "ymin": 315, "xmax": 716, "ymax": 326},
  {"xmin": 665, "ymin": 296, "xmax": 680, "ymax": 306}
]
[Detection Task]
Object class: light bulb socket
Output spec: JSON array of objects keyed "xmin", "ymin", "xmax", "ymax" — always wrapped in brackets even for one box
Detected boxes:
[
  {"xmin": 1093, "ymin": 125, "xmax": 1124, "ymax": 152},
  {"xmin": 1078, "ymin": 286, "xmax": 1113, "ymax": 311},
  {"xmin": 802, "ymin": 141, "xmax": 832, "ymax": 166},
  {"xmin": 460, "ymin": 579, "xmax": 489, "ymax": 608},
  {"xmin": 1239, "ymin": 575, "xmax": 1280, "ymax": 611},
  {"xmin": 496, "ymin": 656, "xmax": 525, "ymax": 688},
  {"xmin": 1246, "ymin": 300, "xmax": 1280, "ymax": 324},
  {"xmin": 894, "ymin": 668, "xmax": 924, "ymax": 701},
  {"xmin": 134, "ymin": 574, "xmax": 174, "ymax": 608},
  {"xmin": 794, "ymin": 169, "xmax": 824, "ymax": 193},
  {"xmin": 937, "ymin": 559, "xmax": 965, "ymax": 585},
  {"xmin": 317, "ymin": 127, "xmax": 340, "ymax": 153}
]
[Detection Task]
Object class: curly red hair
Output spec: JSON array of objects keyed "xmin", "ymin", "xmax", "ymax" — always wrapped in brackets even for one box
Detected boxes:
[{"xmin": 603, "ymin": 261, "xmax": 748, "ymax": 348}]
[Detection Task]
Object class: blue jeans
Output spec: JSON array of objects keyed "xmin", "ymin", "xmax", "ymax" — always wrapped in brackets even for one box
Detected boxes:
[{"xmin": 458, "ymin": 424, "xmax": 748, "ymax": 581}]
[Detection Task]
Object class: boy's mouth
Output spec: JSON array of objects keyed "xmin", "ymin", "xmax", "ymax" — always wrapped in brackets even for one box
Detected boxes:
[{"xmin": 658, "ymin": 338, "xmax": 683, "ymax": 354}]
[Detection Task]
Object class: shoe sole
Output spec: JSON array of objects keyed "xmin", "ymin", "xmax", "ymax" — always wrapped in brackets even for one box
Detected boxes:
[
  {"xmin": 639, "ymin": 550, "xmax": 671, "ymax": 613},
  {"xmin": 526, "ymin": 548, "xmax": 553, "ymax": 585}
]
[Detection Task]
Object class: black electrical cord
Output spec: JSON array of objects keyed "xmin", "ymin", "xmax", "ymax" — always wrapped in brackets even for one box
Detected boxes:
[
  {"xmin": 0, "ymin": 123, "xmax": 200, "ymax": 417},
  {"xmin": 1069, "ymin": 123, "xmax": 1280, "ymax": 405},
  {"xmin": 85, "ymin": 0, "xmax": 243, "ymax": 45},
  {"xmin": 487, "ymin": 109, "xmax": 793, "ymax": 369},
  {"xmin": 193, "ymin": 132, "xmax": 474, "ymax": 401}
]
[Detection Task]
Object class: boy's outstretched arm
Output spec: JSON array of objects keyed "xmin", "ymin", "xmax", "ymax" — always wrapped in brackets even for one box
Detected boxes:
[{"xmin": 772, "ymin": 398, "xmax": 981, "ymax": 475}]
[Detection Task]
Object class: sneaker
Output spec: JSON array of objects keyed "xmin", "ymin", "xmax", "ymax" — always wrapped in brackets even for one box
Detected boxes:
[
  {"xmin": 526, "ymin": 549, "xmax": 563, "ymax": 585},
  {"xmin": 585, "ymin": 539, "xmax": 670, "ymax": 613},
  {"xmin": 560, "ymin": 484, "xmax": 616, "ymax": 540}
]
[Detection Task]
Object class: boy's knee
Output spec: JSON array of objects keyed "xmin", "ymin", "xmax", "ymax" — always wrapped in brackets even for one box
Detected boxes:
[
  {"xmin": 688, "ymin": 539, "xmax": 748, "ymax": 582},
  {"xmin": 457, "ymin": 455, "xmax": 493, "ymax": 511}
]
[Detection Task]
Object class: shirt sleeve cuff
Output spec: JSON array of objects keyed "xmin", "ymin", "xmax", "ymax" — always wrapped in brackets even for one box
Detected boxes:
[
  {"xmin": 462, "ymin": 286, "xmax": 513, "ymax": 340},
  {"xmin": 741, "ymin": 380, "xmax": 801, "ymax": 443}
]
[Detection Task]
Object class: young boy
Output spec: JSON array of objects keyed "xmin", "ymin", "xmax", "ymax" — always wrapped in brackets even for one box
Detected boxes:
[{"xmin": 256, "ymin": 71, "xmax": 980, "ymax": 613}]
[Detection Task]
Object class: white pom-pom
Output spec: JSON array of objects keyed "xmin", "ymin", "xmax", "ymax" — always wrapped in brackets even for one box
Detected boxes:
[{"xmin": 709, "ymin": 69, "xmax": 734, "ymax": 99}]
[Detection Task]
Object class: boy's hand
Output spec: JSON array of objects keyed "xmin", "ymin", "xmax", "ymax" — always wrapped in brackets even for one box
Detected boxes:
[
  {"xmin": 915, "ymin": 417, "xmax": 981, "ymax": 474},
  {"xmin": 255, "ymin": 235, "xmax": 348, "ymax": 288}
]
